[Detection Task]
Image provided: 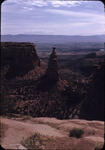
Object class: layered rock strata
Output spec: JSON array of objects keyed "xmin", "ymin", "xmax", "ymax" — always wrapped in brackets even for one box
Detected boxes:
[{"xmin": 1, "ymin": 42, "xmax": 40, "ymax": 79}]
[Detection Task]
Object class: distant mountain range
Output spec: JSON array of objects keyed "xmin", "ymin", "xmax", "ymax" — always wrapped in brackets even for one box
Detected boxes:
[
  {"xmin": 1, "ymin": 34, "xmax": 105, "ymax": 52},
  {"xmin": 1, "ymin": 34, "xmax": 105, "ymax": 44}
]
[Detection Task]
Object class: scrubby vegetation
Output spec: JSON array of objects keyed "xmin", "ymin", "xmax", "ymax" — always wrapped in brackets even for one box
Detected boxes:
[
  {"xmin": 69, "ymin": 128, "xmax": 84, "ymax": 138},
  {"xmin": 94, "ymin": 143, "xmax": 104, "ymax": 150},
  {"xmin": 21, "ymin": 133, "xmax": 51, "ymax": 150},
  {"xmin": 21, "ymin": 133, "xmax": 44, "ymax": 149}
]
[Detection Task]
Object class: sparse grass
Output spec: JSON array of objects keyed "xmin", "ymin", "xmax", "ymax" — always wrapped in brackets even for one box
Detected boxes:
[
  {"xmin": 22, "ymin": 115, "xmax": 31, "ymax": 121},
  {"xmin": 94, "ymin": 143, "xmax": 104, "ymax": 150},
  {"xmin": 69, "ymin": 128, "xmax": 84, "ymax": 138},
  {"xmin": 21, "ymin": 133, "xmax": 48, "ymax": 150}
]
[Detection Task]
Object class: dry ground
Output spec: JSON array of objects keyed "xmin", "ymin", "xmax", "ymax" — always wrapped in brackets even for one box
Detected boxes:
[{"xmin": 0, "ymin": 116, "xmax": 104, "ymax": 150}]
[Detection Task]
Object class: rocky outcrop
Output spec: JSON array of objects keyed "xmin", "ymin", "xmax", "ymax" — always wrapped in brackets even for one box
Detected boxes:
[
  {"xmin": 1, "ymin": 42, "xmax": 40, "ymax": 79},
  {"xmin": 1, "ymin": 117, "xmax": 104, "ymax": 150},
  {"xmin": 1, "ymin": 43, "xmax": 104, "ymax": 122},
  {"xmin": 46, "ymin": 47, "xmax": 59, "ymax": 83},
  {"xmin": 80, "ymin": 62, "xmax": 104, "ymax": 121}
]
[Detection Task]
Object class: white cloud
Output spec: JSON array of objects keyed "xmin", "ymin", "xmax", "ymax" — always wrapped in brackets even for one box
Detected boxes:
[
  {"xmin": 2, "ymin": 0, "xmax": 105, "ymax": 35},
  {"xmin": 2, "ymin": 20, "xmax": 105, "ymax": 35},
  {"xmin": 23, "ymin": 6, "xmax": 33, "ymax": 11},
  {"xmin": 4, "ymin": 0, "xmax": 82, "ymax": 7},
  {"xmin": 50, "ymin": 0, "xmax": 81, "ymax": 7},
  {"xmin": 46, "ymin": 9, "xmax": 105, "ymax": 25},
  {"xmin": 46, "ymin": 8, "xmax": 102, "ymax": 18},
  {"xmin": 25, "ymin": 0, "xmax": 48, "ymax": 7},
  {"xmin": 3, "ymin": 0, "xmax": 22, "ymax": 4}
]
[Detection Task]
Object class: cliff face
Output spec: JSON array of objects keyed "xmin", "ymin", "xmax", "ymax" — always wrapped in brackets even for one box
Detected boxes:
[
  {"xmin": 1, "ymin": 43, "xmax": 104, "ymax": 121},
  {"xmin": 80, "ymin": 63, "xmax": 104, "ymax": 121},
  {"xmin": 1, "ymin": 42, "xmax": 40, "ymax": 79}
]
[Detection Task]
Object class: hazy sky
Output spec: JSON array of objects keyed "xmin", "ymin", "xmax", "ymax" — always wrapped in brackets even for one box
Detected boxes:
[{"xmin": 1, "ymin": 0, "xmax": 105, "ymax": 35}]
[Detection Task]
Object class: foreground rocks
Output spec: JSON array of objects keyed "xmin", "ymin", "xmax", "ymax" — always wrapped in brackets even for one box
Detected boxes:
[{"xmin": 1, "ymin": 116, "xmax": 104, "ymax": 150}]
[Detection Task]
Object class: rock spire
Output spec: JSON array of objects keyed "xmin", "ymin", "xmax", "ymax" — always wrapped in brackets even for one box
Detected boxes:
[{"xmin": 46, "ymin": 47, "xmax": 59, "ymax": 83}]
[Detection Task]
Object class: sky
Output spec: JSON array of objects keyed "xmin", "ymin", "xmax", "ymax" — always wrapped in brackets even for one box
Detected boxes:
[{"xmin": 1, "ymin": 0, "xmax": 105, "ymax": 35}]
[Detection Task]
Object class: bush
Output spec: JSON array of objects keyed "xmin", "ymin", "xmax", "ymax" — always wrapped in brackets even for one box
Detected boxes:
[
  {"xmin": 69, "ymin": 128, "xmax": 84, "ymax": 138},
  {"xmin": 21, "ymin": 133, "xmax": 43, "ymax": 150},
  {"xmin": 22, "ymin": 115, "xmax": 31, "ymax": 120},
  {"xmin": 94, "ymin": 143, "xmax": 104, "ymax": 150}
]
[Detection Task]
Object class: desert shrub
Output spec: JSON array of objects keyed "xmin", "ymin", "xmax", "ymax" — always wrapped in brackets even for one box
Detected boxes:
[
  {"xmin": 22, "ymin": 115, "xmax": 31, "ymax": 121},
  {"xmin": 21, "ymin": 133, "xmax": 44, "ymax": 150},
  {"xmin": 94, "ymin": 143, "xmax": 104, "ymax": 150},
  {"xmin": 69, "ymin": 128, "xmax": 84, "ymax": 138}
]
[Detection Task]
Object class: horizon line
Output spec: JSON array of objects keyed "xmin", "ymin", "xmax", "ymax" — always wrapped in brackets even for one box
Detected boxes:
[{"xmin": 1, "ymin": 34, "xmax": 105, "ymax": 37}]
